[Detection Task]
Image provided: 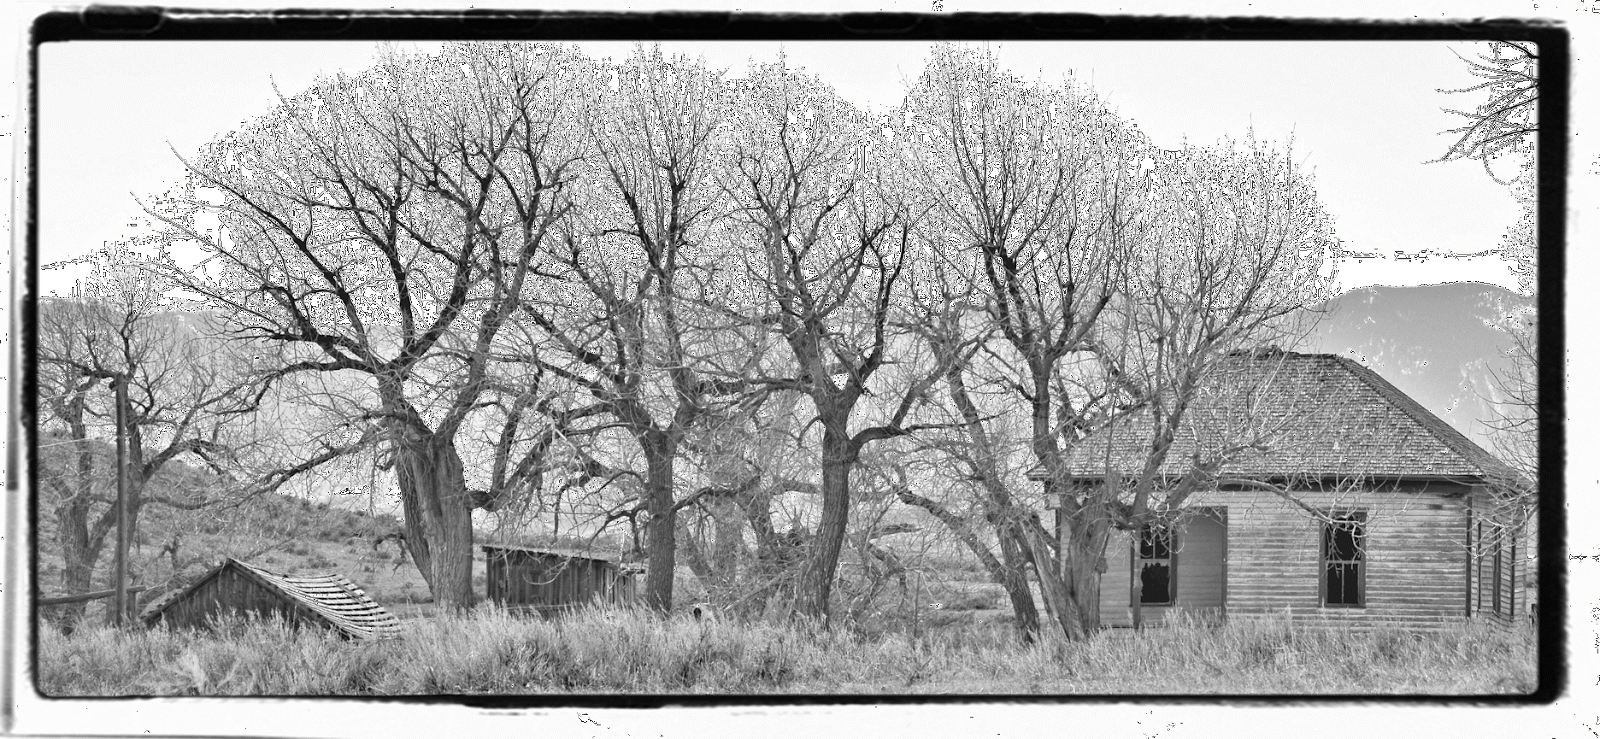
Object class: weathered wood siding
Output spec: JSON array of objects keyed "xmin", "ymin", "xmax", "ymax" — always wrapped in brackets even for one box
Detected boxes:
[
  {"xmin": 1099, "ymin": 484, "xmax": 1474, "ymax": 630},
  {"xmin": 1467, "ymin": 486, "xmax": 1527, "ymax": 628},
  {"xmin": 150, "ymin": 568, "xmax": 302, "ymax": 630},
  {"xmin": 484, "ymin": 548, "xmax": 637, "ymax": 615},
  {"xmin": 1178, "ymin": 512, "xmax": 1227, "ymax": 611},
  {"xmin": 1100, "ymin": 508, "xmax": 1226, "ymax": 627}
]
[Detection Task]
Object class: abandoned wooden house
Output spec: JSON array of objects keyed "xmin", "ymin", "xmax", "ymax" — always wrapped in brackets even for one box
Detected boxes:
[
  {"xmin": 481, "ymin": 544, "xmax": 640, "ymax": 615},
  {"xmin": 139, "ymin": 558, "xmax": 400, "ymax": 639},
  {"xmin": 1054, "ymin": 349, "xmax": 1529, "ymax": 630}
]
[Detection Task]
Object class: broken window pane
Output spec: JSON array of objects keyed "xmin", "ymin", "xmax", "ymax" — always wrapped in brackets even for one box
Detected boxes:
[
  {"xmin": 1137, "ymin": 525, "xmax": 1173, "ymax": 605},
  {"xmin": 1322, "ymin": 512, "xmax": 1366, "ymax": 606}
]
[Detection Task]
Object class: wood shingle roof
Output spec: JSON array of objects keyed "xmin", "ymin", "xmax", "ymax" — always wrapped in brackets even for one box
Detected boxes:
[{"xmin": 1062, "ymin": 350, "xmax": 1522, "ymax": 484}]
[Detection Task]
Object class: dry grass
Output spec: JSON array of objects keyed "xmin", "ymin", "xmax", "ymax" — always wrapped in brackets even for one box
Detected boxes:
[{"xmin": 37, "ymin": 607, "xmax": 1535, "ymax": 696}]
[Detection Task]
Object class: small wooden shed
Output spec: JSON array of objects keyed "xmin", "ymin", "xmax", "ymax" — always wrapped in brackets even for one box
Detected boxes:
[
  {"xmin": 482, "ymin": 544, "xmax": 639, "ymax": 615},
  {"xmin": 139, "ymin": 558, "xmax": 400, "ymax": 640}
]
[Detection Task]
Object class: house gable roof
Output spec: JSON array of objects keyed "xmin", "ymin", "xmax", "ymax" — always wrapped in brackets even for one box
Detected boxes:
[
  {"xmin": 139, "ymin": 558, "xmax": 400, "ymax": 640},
  {"xmin": 1062, "ymin": 350, "xmax": 1522, "ymax": 483}
]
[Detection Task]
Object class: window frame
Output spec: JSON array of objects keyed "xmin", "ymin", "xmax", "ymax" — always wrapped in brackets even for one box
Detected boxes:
[
  {"xmin": 1492, "ymin": 527, "xmax": 1504, "ymax": 615},
  {"xmin": 1134, "ymin": 523, "xmax": 1176, "ymax": 606},
  {"xmin": 1319, "ymin": 510, "xmax": 1367, "ymax": 608},
  {"xmin": 1476, "ymin": 520, "xmax": 1486, "ymax": 614}
]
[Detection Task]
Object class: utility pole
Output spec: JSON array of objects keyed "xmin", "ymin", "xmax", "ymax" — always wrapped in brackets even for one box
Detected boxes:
[{"xmin": 110, "ymin": 373, "xmax": 130, "ymax": 627}]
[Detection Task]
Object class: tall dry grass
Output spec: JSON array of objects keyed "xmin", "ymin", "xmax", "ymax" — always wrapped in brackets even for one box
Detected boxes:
[{"xmin": 36, "ymin": 607, "xmax": 1536, "ymax": 696}]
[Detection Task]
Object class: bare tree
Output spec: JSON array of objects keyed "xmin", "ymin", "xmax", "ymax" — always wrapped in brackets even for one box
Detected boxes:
[
  {"xmin": 35, "ymin": 244, "xmax": 270, "ymax": 623},
  {"xmin": 1435, "ymin": 42, "xmax": 1538, "ymax": 178},
  {"xmin": 896, "ymin": 45, "xmax": 1144, "ymax": 641},
  {"xmin": 513, "ymin": 47, "xmax": 740, "ymax": 611},
  {"xmin": 898, "ymin": 45, "xmax": 1339, "ymax": 641},
  {"xmin": 721, "ymin": 60, "xmax": 951, "ymax": 622},
  {"xmin": 143, "ymin": 43, "xmax": 589, "ymax": 610},
  {"xmin": 1435, "ymin": 40, "xmax": 1539, "ymax": 531},
  {"xmin": 1053, "ymin": 136, "xmax": 1339, "ymax": 635}
]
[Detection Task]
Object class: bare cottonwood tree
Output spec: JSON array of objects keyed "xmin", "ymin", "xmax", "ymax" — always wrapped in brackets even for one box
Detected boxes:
[
  {"xmin": 721, "ymin": 60, "xmax": 950, "ymax": 621},
  {"xmin": 514, "ymin": 47, "xmax": 740, "ymax": 611},
  {"xmin": 143, "ymin": 43, "xmax": 589, "ymax": 609},
  {"xmin": 895, "ymin": 45, "xmax": 1145, "ymax": 641},
  {"xmin": 896, "ymin": 45, "xmax": 1339, "ymax": 641},
  {"xmin": 35, "ymin": 244, "xmax": 270, "ymax": 623}
]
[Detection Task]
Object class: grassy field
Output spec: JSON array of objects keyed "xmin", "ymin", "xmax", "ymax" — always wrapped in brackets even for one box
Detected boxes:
[
  {"xmin": 32, "ymin": 465, "xmax": 1537, "ymax": 697},
  {"xmin": 37, "ymin": 607, "xmax": 1536, "ymax": 696}
]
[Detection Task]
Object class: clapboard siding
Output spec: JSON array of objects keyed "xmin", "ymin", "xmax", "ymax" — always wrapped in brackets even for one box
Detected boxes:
[
  {"xmin": 1097, "ymin": 485, "xmax": 1483, "ymax": 630},
  {"xmin": 1466, "ymin": 487, "xmax": 1526, "ymax": 629},
  {"xmin": 1211, "ymin": 486, "xmax": 1469, "ymax": 626},
  {"xmin": 1100, "ymin": 509, "xmax": 1227, "ymax": 627}
]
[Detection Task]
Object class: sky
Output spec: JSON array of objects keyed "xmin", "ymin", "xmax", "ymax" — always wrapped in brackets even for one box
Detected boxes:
[
  {"xmin": 35, "ymin": 39, "xmax": 1526, "ymax": 297},
  {"xmin": 28, "ymin": 37, "xmax": 1536, "ymax": 518}
]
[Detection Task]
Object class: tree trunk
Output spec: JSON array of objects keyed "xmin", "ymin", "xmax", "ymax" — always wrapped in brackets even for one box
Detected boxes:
[
  {"xmin": 1021, "ymin": 522, "xmax": 1081, "ymax": 639},
  {"xmin": 395, "ymin": 436, "xmax": 476, "ymax": 611},
  {"xmin": 795, "ymin": 425, "xmax": 852, "ymax": 622},
  {"xmin": 399, "ymin": 471, "xmax": 434, "ymax": 593},
  {"xmin": 55, "ymin": 503, "xmax": 96, "ymax": 625},
  {"xmin": 51, "ymin": 430, "xmax": 102, "ymax": 625},
  {"xmin": 997, "ymin": 527, "xmax": 1041, "ymax": 642},
  {"xmin": 711, "ymin": 497, "xmax": 742, "ymax": 591},
  {"xmin": 641, "ymin": 436, "xmax": 678, "ymax": 612},
  {"xmin": 1063, "ymin": 524, "xmax": 1109, "ymax": 633},
  {"xmin": 1023, "ymin": 508, "xmax": 1111, "ymax": 641}
]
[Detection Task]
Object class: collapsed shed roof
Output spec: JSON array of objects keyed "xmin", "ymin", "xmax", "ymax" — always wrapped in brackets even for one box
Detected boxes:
[{"xmin": 139, "ymin": 558, "xmax": 401, "ymax": 640}]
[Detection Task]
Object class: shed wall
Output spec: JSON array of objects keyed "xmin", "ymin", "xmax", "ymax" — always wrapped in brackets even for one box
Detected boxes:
[
  {"xmin": 485, "ymin": 549, "xmax": 637, "ymax": 614},
  {"xmin": 152, "ymin": 569, "xmax": 303, "ymax": 630}
]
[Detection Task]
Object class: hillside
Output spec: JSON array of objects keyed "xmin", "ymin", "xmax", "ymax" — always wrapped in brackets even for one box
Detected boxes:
[{"xmin": 32, "ymin": 437, "xmax": 651, "ymax": 622}]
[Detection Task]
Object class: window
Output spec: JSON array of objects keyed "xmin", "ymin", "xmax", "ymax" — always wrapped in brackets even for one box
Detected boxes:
[
  {"xmin": 1509, "ymin": 539, "xmax": 1517, "ymax": 618},
  {"xmin": 1137, "ymin": 525, "xmax": 1174, "ymax": 605},
  {"xmin": 1492, "ymin": 529, "xmax": 1504, "ymax": 615},
  {"xmin": 1476, "ymin": 521, "xmax": 1485, "ymax": 613},
  {"xmin": 1321, "ymin": 512, "xmax": 1366, "ymax": 607}
]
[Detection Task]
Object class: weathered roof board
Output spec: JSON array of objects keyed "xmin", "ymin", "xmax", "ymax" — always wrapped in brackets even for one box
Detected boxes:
[
  {"xmin": 480, "ymin": 543, "xmax": 628, "ymax": 562},
  {"xmin": 139, "ymin": 558, "xmax": 400, "ymax": 640},
  {"xmin": 1062, "ymin": 351, "xmax": 1522, "ymax": 484}
]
